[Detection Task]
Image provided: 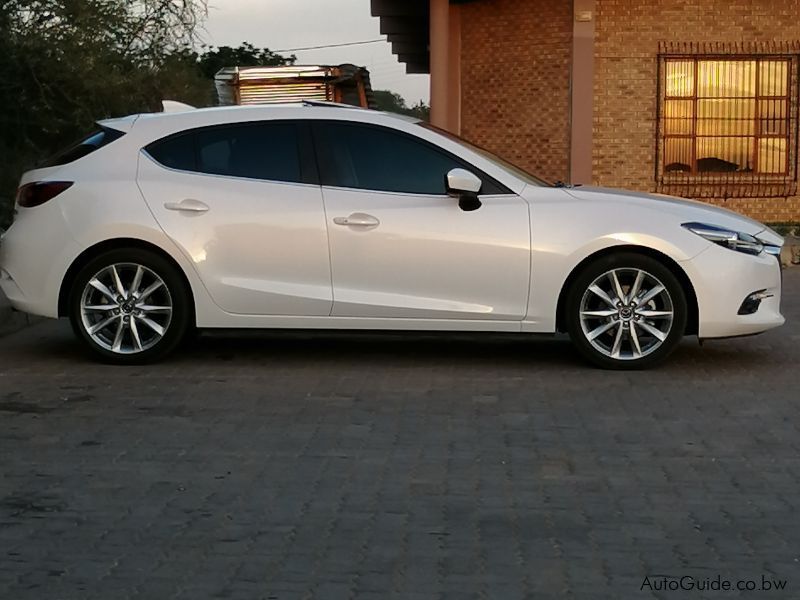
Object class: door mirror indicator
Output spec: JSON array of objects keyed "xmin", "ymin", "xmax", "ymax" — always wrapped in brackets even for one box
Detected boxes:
[{"xmin": 446, "ymin": 168, "xmax": 482, "ymax": 212}]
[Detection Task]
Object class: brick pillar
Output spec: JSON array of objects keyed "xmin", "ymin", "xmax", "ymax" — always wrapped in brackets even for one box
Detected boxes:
[
  {"xmin": 571, "ymin": 0, "xmax": 595, "ymax": 184},
  {"xmin": 429, "ymin": 0, "xmax": 450, "ymax": 129},
  {"xmin": 446, "ymin": 3, "xmax": 462, "ymax": 134}
]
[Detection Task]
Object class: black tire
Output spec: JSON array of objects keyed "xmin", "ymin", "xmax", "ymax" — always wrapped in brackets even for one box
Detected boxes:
[
  {"xmin": 565, "ymin": 252, "xmax": 688, "ymax": 370},
  {"xmin": 68, "ymin": 248, "xmax": 192, "ymax": 364}
]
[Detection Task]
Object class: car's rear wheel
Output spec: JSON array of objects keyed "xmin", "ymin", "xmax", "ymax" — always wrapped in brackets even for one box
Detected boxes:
[
  {"xmin": 565, "ymin": 252, "xmax": 687, "ymax": 369},
  {"xmin": 69, "ymin": 248, "xmax": 191, "ymax": 364}
]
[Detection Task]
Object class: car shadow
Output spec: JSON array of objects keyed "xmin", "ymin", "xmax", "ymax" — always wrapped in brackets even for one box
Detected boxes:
[
  {"xmin": 184, "ymin": 329, "xmax": 578, "ymax": 368},
  {"xmin": 182, "ymin": 329, "xmax": 785, "ymax": 372},
  {"xmin": 0, "ymin": 320, "xmax": 786, "ymax": 375}
]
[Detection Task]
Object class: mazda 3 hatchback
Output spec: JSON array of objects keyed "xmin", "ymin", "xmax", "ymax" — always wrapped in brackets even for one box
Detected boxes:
[{"xmin": 0, "ymin": 102, "xmax": 785, "ymax": 368}]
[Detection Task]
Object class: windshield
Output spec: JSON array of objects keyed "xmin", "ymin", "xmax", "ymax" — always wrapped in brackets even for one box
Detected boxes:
[{"xmin": 419, "ymin": 122, "xmax": 552, "ymax": 187}]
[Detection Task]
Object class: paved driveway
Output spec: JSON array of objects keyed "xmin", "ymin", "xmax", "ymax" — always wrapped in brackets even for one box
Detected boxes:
[{"xmin": 1, "ymin": 271, "xmax": 798, "ymax": 600}]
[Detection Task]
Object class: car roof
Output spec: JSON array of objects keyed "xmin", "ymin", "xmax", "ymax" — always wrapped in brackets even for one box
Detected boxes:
[{"xmin": 99, "ymin": 102, "xmax": 420, "ymax": 136}]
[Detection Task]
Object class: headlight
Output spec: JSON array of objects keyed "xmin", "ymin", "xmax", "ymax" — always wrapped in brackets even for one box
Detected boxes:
[{"xmin": 682, "ymin": 222, "xmax": 764, "ymax": 256}]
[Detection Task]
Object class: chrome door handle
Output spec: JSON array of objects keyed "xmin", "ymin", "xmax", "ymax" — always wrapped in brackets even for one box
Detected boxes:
[
  {"xmin": 164, "ymin": 199, "xmax": 209, "ymax": 213},
  {"xmin": 333, "ymin": 213, "xmax": 380, "ymax": 227}
]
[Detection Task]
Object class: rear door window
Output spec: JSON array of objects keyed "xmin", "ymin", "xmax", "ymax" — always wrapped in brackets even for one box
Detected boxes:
[{"xmin": 145, "ymin": 121, "xmax": 313, "ymax": 185}]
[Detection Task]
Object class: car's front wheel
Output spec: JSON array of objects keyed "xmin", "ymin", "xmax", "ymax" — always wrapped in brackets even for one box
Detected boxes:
[
  {"xmin": 565, "ymin": 252, "xmax": 688, "ymax": 369},
  {"xmin": 69, "ymin": 248, "xmax": 191, "ymax": 364}
]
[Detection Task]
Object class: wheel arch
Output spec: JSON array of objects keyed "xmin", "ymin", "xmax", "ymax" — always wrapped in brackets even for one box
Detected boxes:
[
  {"xmin": 555, "ymin": 245, "xmax": 699, "ymax": 335},
  {"xmin": 58, "ymin": 238, "xmax": 196, "ymax": 322}
]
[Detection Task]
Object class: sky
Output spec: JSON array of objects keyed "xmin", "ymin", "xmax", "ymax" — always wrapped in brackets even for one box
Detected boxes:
[{"xmin": 201, "ymin": 0, "xmax": 431, "ymax": 104}]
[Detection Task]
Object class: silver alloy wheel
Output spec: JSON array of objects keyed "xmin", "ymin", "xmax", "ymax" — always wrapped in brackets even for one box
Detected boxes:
[
  {"xmin": 579, "ymin": 268, "xmax": 674, "ymax": 361},
  {"xmin": 79, "ymin": 263, "xmax": 173, "ymax": 354}
]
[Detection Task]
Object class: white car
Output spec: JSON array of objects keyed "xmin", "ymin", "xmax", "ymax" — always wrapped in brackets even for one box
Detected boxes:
[{"xmin": 0, "ymin": 102, "xmax": 785, "ymax": 368}]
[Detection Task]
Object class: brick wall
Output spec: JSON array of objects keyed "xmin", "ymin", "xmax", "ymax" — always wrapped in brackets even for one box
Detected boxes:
[
  {"xmin": 594, "ymin": 0, "xmax": 800, "ymax": 222},
  {"xmin": 459, "ymin": 0, "xmax": 573, "ymax": 184}
]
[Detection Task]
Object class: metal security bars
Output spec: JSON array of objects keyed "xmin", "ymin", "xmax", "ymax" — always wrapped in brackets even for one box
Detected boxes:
[{"xmin": 656, "ymin": 42, "xmax": 800, "ymax": 198}]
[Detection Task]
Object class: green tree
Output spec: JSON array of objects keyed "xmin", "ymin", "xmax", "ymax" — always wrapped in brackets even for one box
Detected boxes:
[
  {"xmin": 372, "ymin": 90, "xmax": 408, "ymax": 114},
  {"xmin": 372, "ymin": 90, "xmax": 430, "ymax": 121},
  {"xmin": 407, "ymin": 100, "xmax": 431, "ymax": 122},
  {"xmin": 0, "ymin": 0, "xmax": 210, "ymax": 229},
  {"xmin": 196, "ymin": 43, "xmax": 296, "ymax": 79}
]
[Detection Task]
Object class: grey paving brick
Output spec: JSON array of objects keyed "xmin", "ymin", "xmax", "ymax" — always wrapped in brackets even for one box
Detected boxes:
[{"xmin": 0, "ymin": 270, "xmax": 799, "ymax": 599}]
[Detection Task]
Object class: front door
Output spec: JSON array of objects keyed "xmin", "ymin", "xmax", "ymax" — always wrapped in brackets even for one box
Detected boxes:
[{"xmin": 313, "ymin": 121, "xmax": 530, "ymax": 321}]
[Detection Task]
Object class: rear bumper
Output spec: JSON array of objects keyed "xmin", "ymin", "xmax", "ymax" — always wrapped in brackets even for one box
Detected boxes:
[
  {"xmin": 0, "ymin": 266, "xmax": 26, "ymax": 309},
  {"xmin": 683, "ymin": 244, "xmax": 784, "ymax": 339},
  {"xmin": 0, "ymin": 208, "xmax": 82, "ymax": 319}
]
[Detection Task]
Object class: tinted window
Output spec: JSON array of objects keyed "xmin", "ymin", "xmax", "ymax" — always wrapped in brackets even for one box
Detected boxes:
[
  {"xmin": 315, "ymin": 122, "xmax": 505, "ymax": 195},
  {"xmin": 195, "ymin": 123, "xmax": 301, "ymax": 182},
  {"xmin": 40, "ymin": 127, "xmax": 125, "ymax": 168},
  {"xmin": 146, "ymin": 122, "xmax": 303, "ymax": 184},
  {"xmin": 147, "ymin": 133, "xmax": 195, "ymax": 171}
]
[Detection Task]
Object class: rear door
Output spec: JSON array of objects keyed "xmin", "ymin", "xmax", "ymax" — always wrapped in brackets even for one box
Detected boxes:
[{"xmin": 137, "ymin": 120, "xmax": 332, "ymax": 316}]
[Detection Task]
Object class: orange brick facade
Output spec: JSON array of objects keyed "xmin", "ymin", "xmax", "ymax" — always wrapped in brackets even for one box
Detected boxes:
[
  {"xmin": 459, "ymin": 0, "xmax": 573, "ymax": 184},
  {"xmin": 593, "ymin": 0, "xmax": 800, "ymax": 222},
  {"xmin": 452, "ymin": 0, "xmax": 800, "ymax": 223}
]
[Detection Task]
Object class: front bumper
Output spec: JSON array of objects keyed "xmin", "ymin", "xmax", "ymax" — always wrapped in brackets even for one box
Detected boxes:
[{"xmin": 683, "ymin": 243, "xmax": 784, "ymax": 339}]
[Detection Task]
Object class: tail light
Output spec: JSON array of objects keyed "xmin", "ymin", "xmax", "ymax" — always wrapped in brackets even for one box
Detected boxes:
[{"xmin": 16, "ymin": 181, "xmax": 73, "ymax": 208}]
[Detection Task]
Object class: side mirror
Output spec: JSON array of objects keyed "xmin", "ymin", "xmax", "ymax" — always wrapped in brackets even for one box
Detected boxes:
[{"xmin": 446, "ymin": 168, "xmax": 482, "ymax": 212}]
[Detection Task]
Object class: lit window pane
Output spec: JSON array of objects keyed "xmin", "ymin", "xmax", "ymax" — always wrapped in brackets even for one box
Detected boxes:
[
  {"xmin": 759, "ymin": 100, "xmax": 788, "ymax": 135},
  {"xmin": 759, "ymin": 60, "xmax": 788, "ymax": 97},
  {"xmin": 697, "ymin": 60, "xmax": 755, "ymax": 98},
  {"xmin": 697, "ymin": 99, "xmax": 755, "ymax": 135},
  {"xmin": 666, "ymin": 60, "xmax": 694, "ymax": 97},
  {"xmin": 696, "ymin": 137, "xmax": 754, "ymax": 172},
  {"xmin": 759, "ymin": 99, "xmax": 788, "ymax": 120},
  {"xmin": 664, "ymin": 138, "xmax": 692, "ymax": 172},
  {"xmin": 664, "ymin": 100, "xmax": 693, "ymax": 134},
  {"xmin": 660, "ymin": 56, "xmax": 793, "ymax": 179},
  {"xmin": 758, "ymin": 138, "xmax": 787, "ymax": 173}
]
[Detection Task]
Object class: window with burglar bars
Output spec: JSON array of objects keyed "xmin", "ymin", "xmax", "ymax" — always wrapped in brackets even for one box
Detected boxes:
[{"xmin": 656, "ymin": 42, "xmax": 799, "ymax": 198}]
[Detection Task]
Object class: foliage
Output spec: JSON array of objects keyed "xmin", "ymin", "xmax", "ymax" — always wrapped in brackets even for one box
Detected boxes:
[
  {"xmin": 408, "ymin": 100, "xmax": 431, "ymax": 122},
  {"xmin": 372, "ymin": 90, "xmax": 406, "ymax": 113},
  {"xmin": 195, "ymin": 43, "xmax": 296, "ymax": 79},
  {"xmin": 373, "ymin": 90, "xmax": 430, "ymax": 121},
  {"xmin": 0, "ymin": 0, "xmax": 212, "ymax": 229},
  {"xmin": 0, "ymin": 1, "xmax": 418, "ymax": 230},
  {"xmin": 766, "ymin": 222, "xmax": 800, "ymax": 237}
]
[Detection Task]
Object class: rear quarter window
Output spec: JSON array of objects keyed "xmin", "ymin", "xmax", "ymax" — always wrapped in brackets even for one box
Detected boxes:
[{"xmin": 145, "ymin": 133, "xmax": 195, "ymax": 171}]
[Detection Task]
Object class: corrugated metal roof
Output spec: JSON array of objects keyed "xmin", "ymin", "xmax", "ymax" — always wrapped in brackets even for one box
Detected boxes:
[{"xmin": 215, "ymin": 64, "xmax": 376, "ymax": 108}]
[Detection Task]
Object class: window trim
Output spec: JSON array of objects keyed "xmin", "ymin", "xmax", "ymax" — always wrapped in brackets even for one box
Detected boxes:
[
  {"xmin": 142, "ymin": 120, "xmax": 319, "ymax": 186},
  {"xmin": 309, "ymin": 120, "xmax": 514, "ymax": 196}
]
